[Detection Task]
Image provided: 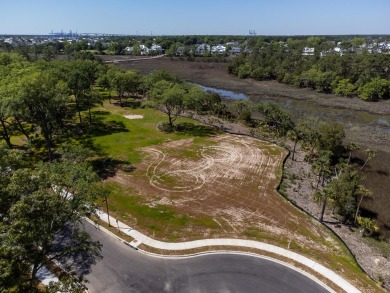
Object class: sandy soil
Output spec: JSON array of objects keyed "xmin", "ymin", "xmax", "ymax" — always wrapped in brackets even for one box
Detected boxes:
[{"xmin": 123, "ymin": 114, "xmax": 143, "ymax": 119}]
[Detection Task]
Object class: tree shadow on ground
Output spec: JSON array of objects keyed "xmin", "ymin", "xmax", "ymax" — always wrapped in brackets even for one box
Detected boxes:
[
  {"xmin": 85, "ymin": 118, "xmax": 129, "ymax": 138},
  {"xmin": 120, "ymin": 99, "xmax": 142, "ymax": 109},
  {"xmin": 91, "ymin": 157, "xmax": 135, "ymax": 179},
  {"xmin": 52, "ymin": 224, "xmax": 102, "ymax": 277},
  {"xmin": 112, "ymin": 97, "xmax": 142, "ymax": 109},
  {"xmin": 174, "ymin": 122, "xmax": 219, "ymax": 137}
]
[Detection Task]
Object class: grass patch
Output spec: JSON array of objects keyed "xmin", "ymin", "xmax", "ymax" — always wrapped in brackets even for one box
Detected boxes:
[
  {"xmin": 103, "ymin": 182, "xmax": 220, "ymax": 240},
  {"xmin": 88, "ymin": 102, "xmax": 216, "ymax": 164}
]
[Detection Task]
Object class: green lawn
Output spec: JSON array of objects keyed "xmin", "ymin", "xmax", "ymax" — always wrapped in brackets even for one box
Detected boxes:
[{"xmin": 90, "ymin": 103, "xmax": 216, "ymax": 164}]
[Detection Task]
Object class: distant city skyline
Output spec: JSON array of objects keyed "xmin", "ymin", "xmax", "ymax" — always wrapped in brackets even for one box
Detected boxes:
[{"xmin": 1, "ymin": 0, "xmax": 390, "ymax": 36}]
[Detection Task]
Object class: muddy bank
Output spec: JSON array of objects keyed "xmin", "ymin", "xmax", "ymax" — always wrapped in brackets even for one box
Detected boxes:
[{"xmin": 114, "ymin": 56, "xmax": 390, "ymax": 238}]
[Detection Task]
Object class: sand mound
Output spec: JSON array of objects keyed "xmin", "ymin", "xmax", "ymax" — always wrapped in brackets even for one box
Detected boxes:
[{"xmin": 124, "ymin": 115, "xmax": 143, "ymax": 119}]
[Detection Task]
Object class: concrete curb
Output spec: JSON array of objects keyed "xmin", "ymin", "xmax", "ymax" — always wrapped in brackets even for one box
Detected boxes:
[{"xmin": 91, "ymin": 212, "xmax": 362, "ymax": 293}]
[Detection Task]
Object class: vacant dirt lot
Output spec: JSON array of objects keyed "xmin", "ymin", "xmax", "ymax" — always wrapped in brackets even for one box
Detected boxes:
[
  {"xmin": 141, "ymin": 135, "xmax": 291, "ymax": 234},
  {"xmin": 111, "ymin": 134, "xmax": 344, "ymax": 256}
]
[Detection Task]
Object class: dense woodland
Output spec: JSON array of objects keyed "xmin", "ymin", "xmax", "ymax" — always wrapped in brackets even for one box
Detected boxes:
[
  {"xmin": 0, "ymin": 50, "xmax": 385, "ymax": 290},
  {"xmin": 228, "ymin": 38, "xmax": 390, "ymax": 101}
]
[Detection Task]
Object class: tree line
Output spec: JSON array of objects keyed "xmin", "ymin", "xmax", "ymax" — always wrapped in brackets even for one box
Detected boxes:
[{"xmin": 228, "ymin": 38, "xmax": 390, "ymax": 101}]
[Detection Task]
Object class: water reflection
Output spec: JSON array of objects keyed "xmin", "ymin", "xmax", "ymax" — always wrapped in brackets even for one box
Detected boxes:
[{"xmin": 193, "ymin": 83, "xmax": 248, "ymax": 100}]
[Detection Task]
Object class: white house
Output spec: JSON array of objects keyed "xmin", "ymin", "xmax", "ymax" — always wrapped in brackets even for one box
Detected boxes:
[
  {"xmin": 139, "ymin": 44, "xmax": 150, "ymax": 55},
  {"xmin": 302, "ymin": 47, "xmax": 315, "ymax": 56},
  {"xmin": 150, "ymin": 44, "xmax": 163, "ymax": 53},
  {"xmin": 211, "ymin": 44, "xmax": 226, "ymax": 54},
  {"xmin": 334, "ymin": 47, "xmax": 344, "ymax": 56}
]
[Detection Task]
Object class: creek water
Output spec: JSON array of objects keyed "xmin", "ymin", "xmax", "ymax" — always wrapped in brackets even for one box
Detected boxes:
[{"xmin": 193, "ymin": 83, "xmax": 248, "ymax": 100}]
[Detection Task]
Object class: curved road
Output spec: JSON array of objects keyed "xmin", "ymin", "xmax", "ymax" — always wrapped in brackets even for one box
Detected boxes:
[{"xmin": 82, "ymin": 222, "xmax": 331, "ymax": 293}]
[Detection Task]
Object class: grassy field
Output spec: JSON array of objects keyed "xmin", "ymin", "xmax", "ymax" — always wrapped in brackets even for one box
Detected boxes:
[{"xmin": 81, "ymin": 100, "xmax": 382, "ymax": 292}]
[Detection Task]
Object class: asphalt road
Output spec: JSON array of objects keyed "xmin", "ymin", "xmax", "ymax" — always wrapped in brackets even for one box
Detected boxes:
[{"xmin": 82, "ymin": 222, "xmax": 331, "ymax": 293}]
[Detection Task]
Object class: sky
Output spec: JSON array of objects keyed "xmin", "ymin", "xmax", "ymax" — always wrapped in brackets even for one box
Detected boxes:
[{"xmin": 1, "ymin": 0, "xmax": 389, "ymax": 36}]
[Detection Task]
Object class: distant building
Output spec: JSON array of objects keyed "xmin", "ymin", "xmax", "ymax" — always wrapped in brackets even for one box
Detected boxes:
[
  {"xmin": 211, "ymin": 44, "xmax": 226, "ymax": 54},
  {"xmin": 302, "ymin": 47, "xmax": 315, "ymax": 56},
  {"xmin": 176, "ymin": 46, "xmax": 185, "ymax": 56},
  {"xmin": 150, "ymin": 44, "xmax": 163, "ymax": 53},
  {"xmin": 195, "ymin": 43, "xmax": 211, "ymax": 55},
  {"xmin": 4, "ymin": 38, "xmax": 14, "ymax": 45},
  {"xmin": 230, "ymin": 46, "xmax": 241, "ymax": 55},
  {"xmin": 334, "ymin": 47, "xmax": 344, "ymax": 56},
  {"xmin": 226, "ymin": 41, "xmax": 239, "ymax": 47}
]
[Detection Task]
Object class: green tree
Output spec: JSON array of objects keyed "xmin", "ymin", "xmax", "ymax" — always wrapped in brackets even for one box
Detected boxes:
[
  {"xmin": 357, "ymin": 216, "xmax": 379, "ymax": 236},
  {"xmin": 287, "ymin": 127, "xmax": 304, "ymax": 161},
  {"xmin": 314, "ymin": 187, "xmax": 334, "ymax": 223},
  {"xmin": 318, "ymin": 121, "xmax": 345, "ymax": 157},
  {"xmin": 359, "ymin": 77, "xmax": 390, "ymax": 101},
  {"xmin": 0, "ymin": 59, "xmax": 34, "ymax": 145},
  {"xmin": 230, "ymin": 100, "xmax": 252, "ymax": 120},
  {"xmin": 333, "ymin": 78, "xmax": 356, "ymax": 97},
  {"xmin": 0, "ymin": 146, "xmax": 103, "ymax": 290},
  {"xmin": 17, "ymin": 69, "xmax": 69, "ymax": 160},
  {"xmin": 346, "ymin": 142, "xmax": 359, "ymax": 165},
  {"xmin": 259, "ymin": 102, "xmax": 294, "ymax": 136},
  {"xmin": 149, "ymin": 80, "xmax": 188, "ymax": 128},
  {"xmin": 354, "ymin": 186, "xmax": 373, "ymax": 224},
  {"xmin": 361, "ymin": 148, "xmax": 376, "ymax": 170},
  {"xmin": 329, "ymin": 167, "xmax": 360, "ymax": 221},
  {"xmin": 312, "ymin": 150, "xmax": 332, "ymax": 189},
  {"xmin": 0, "ymin": 95, "xmax": 13, "ymax": 148},
  {"xmin": 63, "ymin": 60, "xmax": 99, "ymax": 126},
  {"xmin": 109, "ymin": 70, "xmax": 142, "ymax": 106}
]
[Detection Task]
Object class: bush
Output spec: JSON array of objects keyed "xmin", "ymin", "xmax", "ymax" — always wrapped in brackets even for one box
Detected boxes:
[
  {"xmin": 358, "ymin": 78, "xmax": 390, "ymax": 101},
  {"xmin": 237, "ymin": 63, "xmax": 252, "ymax": 79},
  {"xmin": 157, "ymin": 122, "xmax": 174, "ymax": 133},
  {"xmin": 357, "ymin": 216, "xmax": 379, "ymax": 236}
]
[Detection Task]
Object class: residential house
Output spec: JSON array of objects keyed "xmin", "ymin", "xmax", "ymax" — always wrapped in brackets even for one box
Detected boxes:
[
  {"xmin": 176, "ymin": 46, "xmax": 185, "ymax": 56},
  {"xmin": 139, "ymin": 44, "xmax": 150, "ymax": 55},
  {"xmin": 302, "ymin": 47, "xmax": 315, "ymax": 56},
  {"xmin": 150, "ymin": 44, "xmax": 163, "ymax": 53},
  {"xmin": 230, "ymin": 46, "xmax": 241, "ymax": 55},
  {"xmin": 211, "ymin": 44, "xmax": 226, "ymax": 54},
  {"xmin": 334, "ymin": 47, "xmax": 344, "ymax": 56},
  {"xmin": 195, "ymin": 43, "xmax": 211, "ymax": 55}
]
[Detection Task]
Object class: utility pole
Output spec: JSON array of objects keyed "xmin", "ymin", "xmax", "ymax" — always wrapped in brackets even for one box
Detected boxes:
[{"xmin": 104, "ymin": 195, "xmax": 111, "ymax": 226}]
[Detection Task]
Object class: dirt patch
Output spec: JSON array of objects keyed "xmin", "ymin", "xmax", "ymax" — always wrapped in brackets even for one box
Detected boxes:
[{"xmin": 123, "ymin": 114, "xmax": 143, "ymax": 119}]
